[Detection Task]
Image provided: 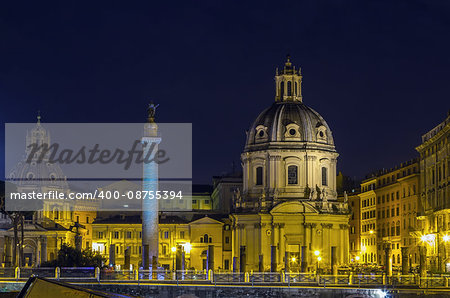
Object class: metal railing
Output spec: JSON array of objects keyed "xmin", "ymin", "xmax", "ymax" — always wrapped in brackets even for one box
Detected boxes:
[{"xmin": 1, "ymin": 267, "xmax": 449, "ymax": 288}]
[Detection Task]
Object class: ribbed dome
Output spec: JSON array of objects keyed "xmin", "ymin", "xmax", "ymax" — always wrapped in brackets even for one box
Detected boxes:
[
  {"xmin": 9, "ymin": 160, "xmax": 68, "ymax": 189},
  {"xmin": 245, "ymin": 101, "xmax": 335, "ymax": 151}
]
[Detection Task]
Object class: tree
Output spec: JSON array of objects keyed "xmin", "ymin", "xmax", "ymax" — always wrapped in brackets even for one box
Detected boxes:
[
  {"xmin": 41, "ymin": 244, "xmax": 106, "ymax": 268},
  {"xmin": 0, "ymin": 181, "xmax": 35, "ymax": 267}
]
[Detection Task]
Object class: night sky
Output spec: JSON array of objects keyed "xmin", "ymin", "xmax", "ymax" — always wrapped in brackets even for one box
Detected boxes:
[{"xmin": 1, "ymin": 1, "xmax": 449, "ymax": 184}]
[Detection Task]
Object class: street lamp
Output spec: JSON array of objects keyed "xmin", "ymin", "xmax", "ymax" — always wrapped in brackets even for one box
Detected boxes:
[
  {"xmin": 171, "ymin": 246, "xmax": 176, "ymax": 271},
  {"xmin": 314, "ymin": 251, "xmax": 321, "ymax": 274}
]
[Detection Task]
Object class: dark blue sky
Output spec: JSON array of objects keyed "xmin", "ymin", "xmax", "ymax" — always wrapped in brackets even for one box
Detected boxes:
[{"xmin": 1, "ymin": 1, "xmax": 449, "ymax": 183}]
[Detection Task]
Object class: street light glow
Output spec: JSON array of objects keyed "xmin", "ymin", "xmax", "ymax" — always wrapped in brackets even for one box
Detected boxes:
[
  {"xmin": 171, "ymin": 246, "xmax": 177, "ymax": 252},
  {"xmin": 317, "ymin": 256, "xmax": 322, "ymax": 261},
  {"xmin": 314, "ymin": 250, "xmax": 320, "ymax": 256},
  {"xmin": 291, "ymin": 257, "xmax": 296, "ymax": 262},
  {"xmin": 369, "ymin": 230, "xmax": 374, "ymax": 234},
  {"xmin": 355, "ymin": 256, "xmax": 360, "ymax": 261},
  {"xmin": 183, "ymin": 242, "xmax": 192, "ymax": 253},
  {"xmin": 421, "ymin": 234, "xmax": 436, "ymax": 243},
  {"xmin": 443, "ymin": 235, "xmax": 450, "ymax": 242}
]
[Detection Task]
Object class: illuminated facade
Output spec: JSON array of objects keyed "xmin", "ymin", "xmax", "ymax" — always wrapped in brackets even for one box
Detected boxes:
[
  {"xmin": 373, "ymin": 160, "xmax": 420, "ymax": 270},
  {"xmin": 231, "ymin": 57, "xmax": 350, "ymax": 273},
  {"xmin": 91, "ymin": 214, "xmax": 230, "ymax": 270},
  {"xmin": 348, "ymin": 193, "xmax": 361, "ymax": 262},
  {"xmin": 416, "ymin": 112, "xmax": 450, "ymax": 272},
  {"xmin": 359, "ymin": 178, "xmax": 377, "ymax": 264}
]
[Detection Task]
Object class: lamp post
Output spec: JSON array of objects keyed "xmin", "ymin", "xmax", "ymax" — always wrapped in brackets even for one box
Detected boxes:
[
  {"xmin": 171, "ymin": 246, "xmax": 176, "ymax": 272},
  {"xmin": 314, "ymin": 250, "xmax": 321, "ymax": 275},
  {"xmin": 442, "ymin": 235, "xmax": 449, "ymax": 272}
]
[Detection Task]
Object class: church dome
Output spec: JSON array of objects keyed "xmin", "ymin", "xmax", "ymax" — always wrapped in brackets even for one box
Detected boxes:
[
  {"xmin": 245, "ymin": 101, "xmax": 335, "ymax": 150},
  {"xmin": 245, "ymin": 58, "xmax": 335, "ymax": 152},
  {"xmin": 8, "ymin": 117, "xmax": 68, "ymax": 189}
]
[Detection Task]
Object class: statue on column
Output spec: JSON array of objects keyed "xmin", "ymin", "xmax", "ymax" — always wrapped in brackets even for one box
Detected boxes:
[{"xmin": 147, "ymin": 102, "xmax": 160, "ymax": 123}]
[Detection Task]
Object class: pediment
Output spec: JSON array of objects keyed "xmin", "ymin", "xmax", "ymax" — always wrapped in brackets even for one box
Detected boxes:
[
  {"xmin": 189, "ymin": 216, "xmax": 223, "ymax": 226},
  {"xmin": 270, "ymin": 201, "xmax": 318, "ymax": 214}
]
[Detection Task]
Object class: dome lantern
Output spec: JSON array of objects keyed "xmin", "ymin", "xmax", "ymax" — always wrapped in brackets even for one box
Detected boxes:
[{"xmin": 275, "ymin": 55, "xmax": 303, "ymax": 102}]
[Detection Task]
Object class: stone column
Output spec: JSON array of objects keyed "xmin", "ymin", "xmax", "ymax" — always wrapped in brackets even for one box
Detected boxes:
[
  {"xmin": 401, "ymin": 247, "xmax": 409, "ymax": 275},
  {"xmin": 285, "ymin": 251, "xmax": 289, "ymax": 272},
  {"xmin": 270, "ymin": 245, "xmax": 277, "ymax": 272},
  {"xmin": 207, "ymin": 245, "xmax": 214, "ymax": 271},
  {"xmin": 331, "ymin": 246, "xmax": 337, "ymax": 275},
  {"xmin": 141, "ymin": 121, "xmax": 161, "ymax": 271},
  {"xmin": 419, "ymin": 245, "xmax": 427, "ymax": 277},
  {"xmin": 304, "ymin": 223, "xmax": 311, "ymax": 271},
  {"xmin": 40, "ymin": 236, "xmax": 47, "ymax": 264},
  {"xmin": 254, "ymin": 223, "xmax": 262, "ymax": 271},
  {"xmin": 384, "ymin": 245, "xmax": 392, "ymax": 277},
  {"xmin": 272, "ymin": 223, "xmax": 279, "ymax": 270},
  {"xmin": 279, "ymin": 223, "xmax": 285, "ymax": 267},
  {"xmin": 239, "ymin": 246, "xmax": 246, "ymax": 272},
  {"xmin": 301, "ymin": 246, "xmax": 307, "ymax": 272}
]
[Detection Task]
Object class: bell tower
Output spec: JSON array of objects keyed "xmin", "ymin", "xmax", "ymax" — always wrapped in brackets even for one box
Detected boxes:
[{"xmin": 275, "ymin": 55, "xmax": 303, "ymax": 102}]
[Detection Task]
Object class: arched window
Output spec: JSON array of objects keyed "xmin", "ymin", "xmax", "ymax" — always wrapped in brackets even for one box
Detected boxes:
[
  {"xmin": 256, "ymin": 167, "xmax": 263, "ymax": 186},
  {"xmin": 280, "ymin": 82, "xmax": 284, "ymax": 98},
  {"xmin": 203, "ymin": 234, "xmax": 209, "ymax": 243},
  {"xmin": 295, "ymin": 82, "xmax": 298, "ymax": 95},
  {"xmin": 287, "ymin": 81, "xmax": 292, "ymax": 96},
  {"xmin": 321, "ymin": 167, "xmax": 328, "ymax": 186},
  {"xmin": 287, "ymin": 165, "xmax": 298, "ymax": 185}
]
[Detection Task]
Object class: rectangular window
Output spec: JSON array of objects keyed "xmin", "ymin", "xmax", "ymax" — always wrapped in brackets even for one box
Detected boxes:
[
  {"xmin": 114, "ymin": 231, "xmax": 119, "ymax": 239},
  {"xmin": 288, "ymin": 165, "xmax": 298, "ymax": 185},
  {"xmin": 225, "ymin": 236, "xmax": 230, "ymax": 244},
  {"xmin": 180, "ymin": 231, "xmax": 185, "ymax": 239},
  {"xmin": 98, "ymin": 232, "xmax": 103, "ymax": 239},
  {"xmin": 164, "ymin": 231, "xmax": 169, "ymax": 239},
  {"xmin": 126, "ymin": 231, "xmax": 132, "ymax": 239},
  {"xmin": 256, "ymin": 167, "xmax": 263, "ymax": 185},
  {"xmin": 204, "ymin": 200, "xmax": 210, "ymax": 204},
  {"xmin": 321, "ymin": 167, "xmax": 328, "ymax": 186}
]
